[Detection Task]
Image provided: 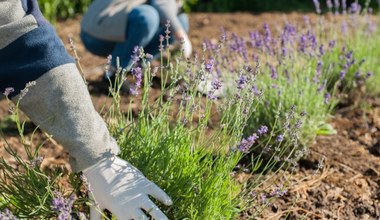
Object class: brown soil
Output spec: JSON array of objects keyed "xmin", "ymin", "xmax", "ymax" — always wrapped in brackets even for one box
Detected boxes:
[{"xmin": 1, "ymin": 12, "xmax": 379, "ymax": 219}]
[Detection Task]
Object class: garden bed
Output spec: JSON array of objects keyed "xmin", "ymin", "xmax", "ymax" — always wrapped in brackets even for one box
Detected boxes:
[{"xmin": 1, "ymin": 12, "xmax": 379, "ymax": 219}]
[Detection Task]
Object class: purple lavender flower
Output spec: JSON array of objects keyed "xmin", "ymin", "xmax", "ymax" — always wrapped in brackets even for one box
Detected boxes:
[
  {"xmin": 328, "ymin": 40, "xmax": 336, "ymax": 49},
  {"xmin": 3, "ymin": 87, "xmax": 15, "ymax": 96},
  {"xmin": 326, "ymin": 0, "xmax": 333, "ymax": 10},
  {"xmin": 236, "ymin": 75, "xmax": 247, "ymax": 90},
  {"xmin": 324, "ymin": 92, "xmax": 331, "ymax": 104},
  {"xmin": 281, "ymin": 47, "xmax": 287, "ymax": 57},
  {"xmin": 0, "ymin": 208, "xmax": 17, "ymax": 220},
  {"xmin": 334, "ymin": 0, "xmax": 340, "ymax": 11},
  {"xmin": 339, "ymin": 70, "xmax": 346, "ymax": 80},
  {"xmin": 313, "ymin": 0, "xmax": 322, "ymax": 14},
  {"xmin": 80, "ymin": 174, "xmax": 93, "ymax": 193},
  {"xmin": 366, "ymin": 72, "xmax": 373, "ymax": 78},
  {"xmin": 259, "ymin": 193, "xmax": 268, "ymax": 205},
  {"xmin": 270, "ymin": 185, "xmax": 288, "ymax": 197},
  {"xmin": 164, "ymin": 20, "xmax": 171, "ymax": 40},
  {"xmin": 249, "ymin": 31, "xmax": 263, "ymax": 49},
  {"xmin": 51, "ymin": 191, "xmax": 76, "ymax": 220},
  {"xmin": 345, "ymin": 50, "xmax": 353, "ymax": 60},
  {"xmin": 263, "ymin": 23, "xmax": 272, "ymax": 52},
  {"xmin": 317, "ymin": 79, "xmax": 327, "ymax": 93},
  {"xmin": 51, "ymin": 195, "xmax": 66, "ymax": 213},
  {"xmin": 341, "ymin": 46, "xmax": 346, "ymax": 53},
  {"xmin": 104, "ymin": 55, "xmax": 113, "ymax": 78},
  {"xmin": 208, "ymin": 91, "xmax": 217, "ymax": 100},
  {"xmin": 131, "ymin": 46, "xmax": 140, "ymax": 64},
  {"xmin": 308, "ymin": 31, "xmax": 317, "ymax": 51},
  {"xmin": 319, "ymin": 44, "xmax": 324, "ymax": 56},
  {"xmin": 205, "ymin": 58, "xmax": 214, "ymax": 73},
  {"xmin": 270, "ymin": 65, "xmax": 278, "ymax": 79},
  {"xmin": 29, "ymin": 156, "xmax": 44, "ymax": 169},
  {"xmin": 238, "ymin": 133, "xmax": 259, "ymax": 153},
  {"xmin": 211, "ymin": 78, "xmax": 222, "ymax": 90},
  {"xmin": 204, "ymin": 39, "xmax": 218, "ymax": 52},
  {"xmin": 231, "ymin": 33, "xmax": 249, "ymax": 61},
  {"xmin": 250, "ymin": 85, "xmax": 261, "ymax": 96},
  {"xmin": 276, "ymin": 134, "xmax": 284, "ymax": 142},
  {"xmin": 350, "ymin": 2, "xmax": 360, "ymax": 13},
  {"xmin": 257, "ymin": 125, "xmax": 269, "ymax": 135},
  {"xmin": 129, "ymin": 85, "xmax": 139, "ymax": 96},
  {"xmin": 159, "ymin": 35, "xmax": 165, "ymax": 52},
  {"xmin": 342, "ymin": 0, "xmax": 347, "ymax": 13},
  {"xmin": 313, "ymin": 60, "xmax": 323, "ymax": 83},
  {"xmin": 131, "ymin": 67, "xmax": 142, "ymax": 88},
  {"xmin": 295, "ymin": 119, "xmax": 303, "ymax": 129},
  {"xmin": 299, "ymin": 34, "xmax": 307, "ymax": 53}
]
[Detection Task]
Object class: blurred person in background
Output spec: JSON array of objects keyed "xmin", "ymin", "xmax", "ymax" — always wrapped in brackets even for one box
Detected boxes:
[
  {"xmin": 80, "ymin": 0, "xmax": 192, "ymax": 85},
  {"xmin": 0, "ymin": 0, "xmax": 172, "ymax": 219}
]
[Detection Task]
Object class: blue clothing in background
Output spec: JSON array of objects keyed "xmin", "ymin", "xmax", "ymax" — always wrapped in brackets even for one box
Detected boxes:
[
  {"xmin": 80, "ymin": 4, "xmax": 189, "ymax": 69},
  {"xmin": 0, "ymin": 0, "xmax": 74, "ymax": 97}
]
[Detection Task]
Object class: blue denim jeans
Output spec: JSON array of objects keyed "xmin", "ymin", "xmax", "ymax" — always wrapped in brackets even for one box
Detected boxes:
[{"xmin": 80, "ymin": 4, "xmax": 189, "ymax": 70}]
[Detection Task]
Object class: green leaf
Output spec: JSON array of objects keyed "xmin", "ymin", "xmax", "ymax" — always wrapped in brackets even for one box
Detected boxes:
[{"xmin": 316, "ymin": 123, "xmax": 337, "ymax": 135}]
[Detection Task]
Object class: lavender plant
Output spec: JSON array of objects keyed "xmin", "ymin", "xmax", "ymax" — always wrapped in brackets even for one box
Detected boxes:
[{"xmin": 0, "ymin": 96, "xmax": 89, "ymax": 219}]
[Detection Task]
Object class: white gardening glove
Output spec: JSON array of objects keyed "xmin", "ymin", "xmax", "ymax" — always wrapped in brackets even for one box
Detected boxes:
[
  {"xmin": 175, "ymin": 30, "xmax": 192, "ymax": 58},
  {"xmin": 181, "ymin": 33, "xmax": 192, "ymax": 58},
  {"xmin": 83, "ymin": 156, "xmax": 172, "ymax": 220}
]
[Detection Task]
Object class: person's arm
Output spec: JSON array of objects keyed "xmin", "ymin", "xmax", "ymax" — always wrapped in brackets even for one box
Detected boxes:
[{"xmin": 0, "ymin": 0, "xmax": 171, "ymax": 219}]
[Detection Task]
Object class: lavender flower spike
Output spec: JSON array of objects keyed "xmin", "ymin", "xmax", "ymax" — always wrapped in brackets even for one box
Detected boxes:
[
  {"xmin": 257, "ymin": 125, "xmax": 269, "ymax": 135},
  {"xmin": 205, "ymin": 58, "xmax": 215, "ymax": 73},
  {"xmin": 324, "ymin": 92, "xmax": 331, "ymax": 104},
  {"xmin": 3, "ymin": 87, "xmax": 14, "ymax": 96},
  {"xmin": 238, "ymin": 133, "xmax": 259, "ymax": 153},
  {"xmin": 313, "ymin": 0, "xmax": 322, "ymax": 14},
  {"xmin": 0, "ymin": 208, "xmax": 18, "ymax": 220},
  {"xmin": 51, "ymin": 191, "xmax": 76, "ymax": 220},
  {"xmin": 276, "ymin": 134, "xmax": 284, "ymax": 142}
]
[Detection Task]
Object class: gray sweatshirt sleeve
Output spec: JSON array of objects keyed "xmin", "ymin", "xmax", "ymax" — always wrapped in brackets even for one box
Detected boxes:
[
  {"xmin": 1, "ymin": 0, "xmax": 120, "ymax": 172},
  {"xmin": 149, "ymin": 0, "xmax": 184, "ymax": 33}
]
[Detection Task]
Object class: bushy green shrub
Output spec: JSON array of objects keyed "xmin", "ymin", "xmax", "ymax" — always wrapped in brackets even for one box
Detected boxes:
[{"xmin": 38, "ymin": 0, "xmax": 91, "ymax": 23}]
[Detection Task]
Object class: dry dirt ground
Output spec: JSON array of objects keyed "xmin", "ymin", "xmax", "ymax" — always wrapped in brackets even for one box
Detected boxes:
[{"xmin": 1, "ymin": 12, "xmax": 380, "ymax": 219}]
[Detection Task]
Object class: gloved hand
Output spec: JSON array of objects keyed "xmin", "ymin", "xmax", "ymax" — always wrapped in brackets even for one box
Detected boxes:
[
  {"xmin": 174, "ymin": 30, "xmax": 192, "ymax": 58},
  {"xmin": 83, "ymin": 156, "xmax": 172, "ymax": 220},
  {"xmin": 180, "ymin": 33, "xmax": 192, "ymax": 58}
]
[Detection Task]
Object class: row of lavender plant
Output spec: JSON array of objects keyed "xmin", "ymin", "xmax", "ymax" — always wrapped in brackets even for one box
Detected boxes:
[{"xmin": 195, "ymin": 2, "xmax": 379, "ymax": 163}]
